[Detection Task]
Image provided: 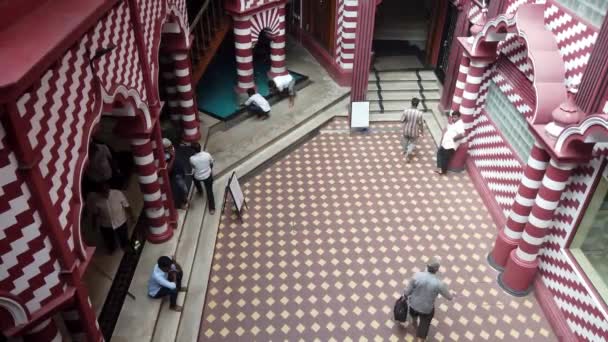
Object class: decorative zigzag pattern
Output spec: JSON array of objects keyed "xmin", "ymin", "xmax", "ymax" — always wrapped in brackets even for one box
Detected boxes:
[
  {"xmin": 502, "ymin": 1, "xmax": 598, "ymax": 88},
  {"xmin": 1, "ymin": 0, "xmax": 165, "ymax": 322},
  {"xmin": 544, "ymin": 3, "xmax": 598, "ymax": 89},
  {"xmin": 469, "ymin": 67, "xmax": 524, "ymax": 216},
  {"xmin": 499, "ymin": 34, "xmax": 535, "ymax": 81},
  {"xmin": 538, "ymin": 156, "xmax": 608, "ymax": 341},
  {"xmin": 0, "ymin": 123, "xmax": 64, "ymax": 314},
  {"xmin": 250, "ymin": 6, "xmax": 282, "ymax": 44},
  {"xmin": 139, "ymin": 0, "xmax": 165, "ymax": 100}
]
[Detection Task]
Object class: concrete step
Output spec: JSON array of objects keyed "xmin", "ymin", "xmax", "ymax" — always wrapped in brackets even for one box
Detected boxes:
[
  {"xmin": 368, "ymin": 90, "xmax": 441, "ymax": 101},
  {"xmin": 370, "ymin": 98, "xmax": 440, "ymax": 113},
  {"xmin": 368, "ymin": 80, "xmax": 439, "ymax": 91},
  {"xmin": 371, "ymin": 70, "xmax": 438, "ymax": 81}
]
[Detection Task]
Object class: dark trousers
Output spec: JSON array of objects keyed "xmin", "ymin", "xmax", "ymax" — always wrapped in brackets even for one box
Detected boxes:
[
  {"xmin": 100, "ymin": 223, "xmax": 129, "ymax": 253},
  {"xmin": 436, "ymin": 146, "xmax": 455, "ymax": 173},
  {"xmin": 152, "ymin": 270, "xmax": 183, "ymax": 307},
  {"xmin": 409, "ymin": 307, "xmax": 435, "ymax": 339},
  {"xmin": 194, "ymin": 175, "xmax": 216, "ymax": 211},
  {"xmin": 247, "ymin": 103, "xmax": 270, "ymax": 118}
]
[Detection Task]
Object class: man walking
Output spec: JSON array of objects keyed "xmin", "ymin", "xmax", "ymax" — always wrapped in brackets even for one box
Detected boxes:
[
  {"xmin": 148, "ymin": 256, "xmax": 187, "ymax": 312},
  {"xmin": 189, "ymin": 143, "xmax": 216, "ymax": 214},
  {"xmin": 403, "ymin": 262, "xmax": 455, "ymax": 341},
  {"xmin": 435, "ymin": 111, "xmax": 465, "ymax": 175},
  {"xmin": 244, "ymin": 88, "xmax": 271, "ymax": 119},
  {"xmin": 401, "ymin": 97, "xmax": 425, "ymax": 162}
]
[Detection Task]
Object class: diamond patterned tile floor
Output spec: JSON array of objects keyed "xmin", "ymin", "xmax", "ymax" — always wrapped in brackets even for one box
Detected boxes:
[{"xmin": 199, "ymin": 119, "xmax": 556, "ymax": 341}]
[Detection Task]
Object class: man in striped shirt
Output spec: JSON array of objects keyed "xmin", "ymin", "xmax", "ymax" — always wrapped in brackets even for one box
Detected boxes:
[{"xmin": 401, "ymin": 98, "xmax": 425, "ymax": 161}]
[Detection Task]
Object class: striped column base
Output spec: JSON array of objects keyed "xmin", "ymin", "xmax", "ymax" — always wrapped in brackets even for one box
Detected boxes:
[
  {"xmin": 488, "ymin": 228, "xmax": 520, "ymax": 270},
  {"xmin": 498, "ymin": 249, "xmax": 537, "ymax": 296},
  {"xmin": 448, "ymin": 142, "xmax": 468, "ymax": 172}
]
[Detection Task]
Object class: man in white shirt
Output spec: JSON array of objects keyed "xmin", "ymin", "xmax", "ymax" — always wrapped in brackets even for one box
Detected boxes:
[
  {"xmin": 435, "ymin": 111, "xmax": 465, "ymax": 175},
  {"xmin": 148, "ymin": 256, "xmax": 187, "ymax": 312},
  {"xmin": 87, "ymin": 183, "xmax": 134, "ymax": 253},
  {"xmin": 189, "ymin": 143, "xmax": 216, "ymax": 214},
  {"xmin": 244, "ymin": 88, "xmax": 271, "ymax": 119},
  {"xmin": 268, "ymin": 73, "xmax": 296, "ymax": 108}
]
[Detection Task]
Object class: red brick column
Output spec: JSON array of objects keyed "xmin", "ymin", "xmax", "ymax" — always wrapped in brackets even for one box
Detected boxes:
[
  {"xmin": 152, "ymin": 121, "xmax": 178, "ymax": 229},
  {"xmin": 439, "ymin": 1, "xmax": 472, "ymax": 112},
  {"xmin": 233, "ymin": 15, "xmax": 254, "ymax": 92},
  {"xmin": 269, "ymin": 4, "xmax": 288, "ymax": 78},
  {"xmin": 172, "ymin": 53, "xmax": 201, "ymax": 142},
  {"xmin": 499, "ymin": 159, "xmax": 575, "ymax": 295},
  {"xmin": 449, "ymin": 59, "xmax": 490, "ymax": 170},
  {"xmin": 350, "ymin": 0, "xmax": 377, "ymax": 103},
  {"xmin": 489, "ymin": 142, "xmax": 550, "ymax": 269},
  {"xmin": 160, "ymin": 56, "xmax": 181, "ymax": 123},
  {"xmin": 451, "ymin": 55, "xmax": 471, "ymax": 112},
  {"xmin": 131, "ymin": 138, "xmax": 172, "ymax": 243}
]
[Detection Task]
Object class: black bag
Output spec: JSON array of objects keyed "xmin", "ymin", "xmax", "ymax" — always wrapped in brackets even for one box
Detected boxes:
[{"xmin": 394, "ymin": 296, "xmax": 408, "ymax": 322}]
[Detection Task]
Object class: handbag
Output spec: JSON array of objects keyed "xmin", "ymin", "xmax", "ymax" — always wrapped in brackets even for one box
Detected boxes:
[{"xmin": 393, "ymin": 295, "xmax": 408, "ymax": 322}]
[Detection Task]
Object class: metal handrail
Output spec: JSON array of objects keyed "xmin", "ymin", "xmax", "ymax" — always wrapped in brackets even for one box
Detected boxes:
[{"xmin": 189, "ymin": 0, "xmax": 214, "ymax": 33}]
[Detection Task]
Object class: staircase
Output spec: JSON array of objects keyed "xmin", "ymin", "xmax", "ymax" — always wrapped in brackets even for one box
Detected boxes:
[
  {"xmin": 189, "ymin": 0, "xmax": 230, "ymax": 84},
  {"xmin": 368, "ymin": 68, "xmax": 447, "ymax": 143}
]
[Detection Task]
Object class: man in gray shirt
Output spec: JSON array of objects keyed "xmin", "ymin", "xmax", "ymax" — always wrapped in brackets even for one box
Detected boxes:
[{"xmin": 403, "ymin": 262, "xmax": 455, "ymax": 341}]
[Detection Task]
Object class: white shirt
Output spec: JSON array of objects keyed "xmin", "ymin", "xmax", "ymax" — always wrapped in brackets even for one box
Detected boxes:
[
  {"xmin": 190, "ymin": 151, "xmax": 214, "ymax": 180},
  {"xmin": 273, "ymin": 74, "xmax": 294, "ymax": 91},
  {"xmin": 87, "ymin": 190, "xmax": 129, "ymax": 229},
  {"xmin": 148, "ymin": 264, "xmax": 177, "ymax": 296},
  {"xmin": 441, "ymin": 119, "xmax": 465, "ymax": 150},
  {"xmin": 245, "ymin": 93, "xmax": 271, "ymax": 112}
]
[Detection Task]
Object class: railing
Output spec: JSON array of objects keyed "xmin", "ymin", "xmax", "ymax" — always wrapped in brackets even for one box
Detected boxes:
[{"xmin": 189, "ymin": 0, "xmax": 225, "ymax": 67}]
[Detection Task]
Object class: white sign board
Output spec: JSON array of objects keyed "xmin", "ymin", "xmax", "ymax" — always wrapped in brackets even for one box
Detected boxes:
[
  {"xmin": 351, "ymin": 101, "xmax": 370, "ymax": 128},
  {"xmin": 228, "ymin": 173, "xmax": 245, "ymax": 212}
]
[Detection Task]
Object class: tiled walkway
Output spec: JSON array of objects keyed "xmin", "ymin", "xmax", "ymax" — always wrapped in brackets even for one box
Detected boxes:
[{"xmin": 199, "ymin": 119, "xmax": 555, "ymax": 341}]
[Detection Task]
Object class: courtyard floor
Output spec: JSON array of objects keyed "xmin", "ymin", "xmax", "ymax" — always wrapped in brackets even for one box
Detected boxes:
[{"xmin": 198, "ymin": 119, "xmax": 556, "ymax": 341}]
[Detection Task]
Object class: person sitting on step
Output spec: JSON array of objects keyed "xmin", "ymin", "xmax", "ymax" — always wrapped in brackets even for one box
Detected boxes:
[{"xmin": 148, "ymin": 256, "xmax": 187, "ymax": 312}]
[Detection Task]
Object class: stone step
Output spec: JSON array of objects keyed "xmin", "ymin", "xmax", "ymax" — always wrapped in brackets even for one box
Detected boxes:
[
  {"xmin": 367, "ymin": 90, "xmax": 441, "ymax": 101},
  {"xmin": 370, "ymin": 70, "xmax": 438, "ymax": 81},
  {"xmin": 370, "ymin": 99, "xmax": 440, "ymax": 113},
  {"xmin": 368, "ymin": 80, "xmax": 439, "ymax": 91}
]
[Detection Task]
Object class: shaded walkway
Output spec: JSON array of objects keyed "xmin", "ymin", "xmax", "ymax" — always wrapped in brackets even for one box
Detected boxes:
[{"xmin": 200, "ymin": 119, "xmax": 555, "ymax": 341}]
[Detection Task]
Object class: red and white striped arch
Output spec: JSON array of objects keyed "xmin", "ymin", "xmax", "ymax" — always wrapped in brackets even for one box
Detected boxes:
[
  {"xmin": 250, "ymin": 6, "xmax": 283, "ymax": 44},
  {"xmin": 502, "ymin": 0, "xmax": 599, "ymax": 89},
  {"xmin": 466, "ymin": 1, "xmax": 608, "ymax": 340}
]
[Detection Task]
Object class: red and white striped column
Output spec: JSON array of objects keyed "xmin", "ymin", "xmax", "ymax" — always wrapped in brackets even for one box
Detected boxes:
[
  {"xmin": 489, "ymin": 142, "xmax": 551, "ymax": 269},
  {"xmin": 153, "ymin": 122, "xmax": 178, "ymax": 228},
  {"xmin": 449, "ymin": 58, "xmax": 490, "ymax": 170},
  {"xmin": 172, "ymin": 53, "xmax": 201, "ymax": 142},
  {"xmin": 233, "ymin": 15, "xmax": 254, "ymax": 92},
  {"xmin": 499, "ymin": 159, "xmax": 575, "ymax": 295},
  {"xmin": 269, "ymin": 5, "xmax": 288, "ymax": 78},
  {"xmin": 160, "ymin": 56, "xmax": 181, "ymax": 123},
  {"xmin": 23, "ymin": 318, "xmax": 61, "ymax": 342},
  {"xmin": 451, "ymin": 55, "xmax": 471, "ymax": 112},
  {"xmin": 131, "ymin": 138, "xmax": 172, "ymax": 243}
]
